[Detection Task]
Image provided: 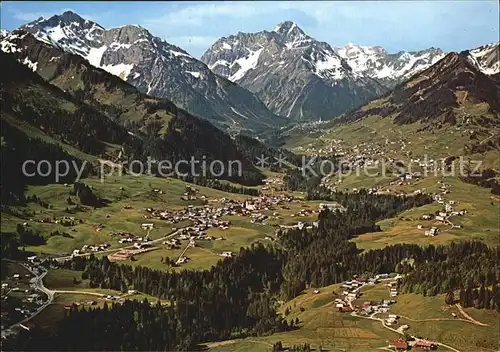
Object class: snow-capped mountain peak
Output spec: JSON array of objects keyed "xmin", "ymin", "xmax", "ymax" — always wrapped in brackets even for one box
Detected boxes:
[
  {"xmin": 0, "ymin": 29, "xmax": 9, "ymax": 40},
  {"xmin": 202, "ymin": 21, "xmax": 386, "ymax": 120},
  {"xmin": 5, "ymin": 11, "xmax": 283, "ymax": 130},
  {"xmin": 334, "ymin": 43, "xmax": 445, "ymax": 85},
  {"xmin": 274, "ymin": 21, "xmax": 304, "ymax": 38}
]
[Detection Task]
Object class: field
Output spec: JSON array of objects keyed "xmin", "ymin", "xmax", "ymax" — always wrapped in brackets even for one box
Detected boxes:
[
  {"xmin": 352, "ymin": 176, "xmax": 500, "ymax": 250},
  {"xmin": 29, "ymin": 292, "xmax": 111, "ymax": 332},
  {"xmin": 0, "ymin": 175, "xmax": 253, "ymax": 257},
  {"xmin": 207, "ymin": 284, "xmax": 396, "ymax": 352},
  {"xmin": 1, "ymin": 173, "xmax": 329, "ymax": 273},
  {"xmin": 207, "ymin": 282, "xmax": 500, "ymax": 352},
  {"xmin": 285, "ymin": 102, "xmax": 499, "ymax": 171}
]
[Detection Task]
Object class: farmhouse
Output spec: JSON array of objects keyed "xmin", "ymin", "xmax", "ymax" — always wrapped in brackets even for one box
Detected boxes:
[
  {"xmin": 425, "ymin": 227, "xmax": 439, "ymax": 237},
  {"xmin": 141, "ymin": 223, "xmax": 154, "ymax": 230},
  {"xmin": 391, "ymin": 339, "xmax": 408, "ymax": 351},
  {"xmin": 414, "ymin": 340, "xmax": 437, "ymax": 350}
]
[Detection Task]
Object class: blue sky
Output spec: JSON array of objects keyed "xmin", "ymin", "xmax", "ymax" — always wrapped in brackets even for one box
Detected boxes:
[{"xmin": 1, "ymin": 1, "xmax": 498, "ymax": 58}]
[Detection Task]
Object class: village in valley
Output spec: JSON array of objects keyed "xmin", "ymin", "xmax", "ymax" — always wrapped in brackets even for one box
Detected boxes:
[{"xmin": 0, "ymin": 142, "xmax": 496, "ymax": 352}]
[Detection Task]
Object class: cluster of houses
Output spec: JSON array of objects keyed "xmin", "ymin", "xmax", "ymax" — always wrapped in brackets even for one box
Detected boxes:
[
  {"xmin": 391, "ymin": 338, "xmax": 438, "ymax": 351},
  {"xmin": 54, "ymin": 216, "xmax": 78, "ymax": 226},
  {"xmin": 72, "ymin": 242, "xmax": 111, "ymax": 257},
  {"xmin": 417, "ymin": 182, "xmax": 468, "ymax": 237},
  {"xmin": 262, "ymin": 177, "xmax": 284, "ymax": 191},
  {"xmin": 335, "ymin": 274, "xmax": 399, "ymax": 314},
  {"xmin": 145, "ymin": 195, "xmax": 298, "ymax": 231},
  {"xmin": 1, "ymin": 267, "xmax": 48, "ymax": 336},
  {"xmin": 331, "ymin": 273, "xmax": 440, "ymax": 351},
  {"xmin": 111, "ymin": 232, "xmax": 148, "ymax": 244},
  {"xmin": 26, "ymin": 215, "xmax": 81, "ymax": 226},
  {"xmin": 319, "ymin": 203, "xmax": 346, "ymax": 213}
]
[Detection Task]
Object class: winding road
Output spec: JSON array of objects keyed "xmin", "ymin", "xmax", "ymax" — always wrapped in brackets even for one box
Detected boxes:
[{"xmin": 350, "ymin": 311, "xmax": 462, "ymax": 352}]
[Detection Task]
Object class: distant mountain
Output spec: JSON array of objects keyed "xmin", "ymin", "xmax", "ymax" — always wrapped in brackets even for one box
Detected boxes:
[
  {"xmin": 333, "ymin": 43, "xmax": 446, "ymax": 87},
  {"xmin": 334, "ymin": 42, "xmax": 500, "ymax": 88},
  {"xmin": 285, "ymin": 50, "xmax": 500, "ymax": 169},
  {"xmin": 334, "ymin": 51, "xmax": 500, "ymax": 158},
  {"xmin": 14, "ymin": 11, "xmax": 284, "ymax": 132},
  {"xmin": 0, "ymin": 37, "xmax": 266, "ymax": 186},
  {"xmin": 342, "ymin": 52, "xmax": 500, "ymax": 125},
  {"xmin": 201, "ymin": 21, "xmax": 387, "ymax": 121}
]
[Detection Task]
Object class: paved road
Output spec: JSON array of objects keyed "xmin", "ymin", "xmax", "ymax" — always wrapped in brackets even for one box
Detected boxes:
[
  {"xmin": 351, "ymin": 311, "xmax": 462, "ymax": 352},
  {"xmin": 4, "ymin": 265, "xmax": 56, "ymax": 335}
]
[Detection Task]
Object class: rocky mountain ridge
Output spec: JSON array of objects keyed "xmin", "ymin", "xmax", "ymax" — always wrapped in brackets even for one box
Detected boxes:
[{"xmin": 11, "ymin": 11, "xmax": 284, "ymax": 132}]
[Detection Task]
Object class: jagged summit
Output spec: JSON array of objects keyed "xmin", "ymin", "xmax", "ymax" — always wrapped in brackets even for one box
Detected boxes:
[
  {"xmin": 273, "ymin": 21, "xmax": 305, "ymax": 38},
  {"xmin": 202, "ymin": 22, "xmax": 386, "ymax": 120}
]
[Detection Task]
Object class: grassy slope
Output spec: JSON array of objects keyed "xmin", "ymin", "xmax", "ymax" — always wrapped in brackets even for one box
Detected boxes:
[
  {"xmin": 208, "ymin": 282, "xmax": 499, "ymax": 352},
  {"xmin": 1, "ymin": 174, "xmax": 324, "ymax": 272},
  {"xmin": 1, "ymin": 175, "xmax": 248, "ymax": 256},
  {"xmin": 352, "ymin": 176, "xmax": 500, "ymax": 250}
]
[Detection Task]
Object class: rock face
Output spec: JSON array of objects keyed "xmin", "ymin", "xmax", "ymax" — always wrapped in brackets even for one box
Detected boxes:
[
  {"xmin": 202, "ymin": 21, "xmax": 500, "ymax": 120},
  {"xmin": 201, "ymin": 21, "xmax": 388, "ymax": 120},
  {"xmin": 465, "ymin": 43, "xmax": 500, "ymax": 77},
  {"xmin": 16, "ymin": 11, "xmax": 283, "ymax": 132}
]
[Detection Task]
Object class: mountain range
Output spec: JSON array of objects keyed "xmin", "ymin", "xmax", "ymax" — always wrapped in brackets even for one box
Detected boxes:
[
  {"xmin": 0, "ymin": 38, "xmax": 268, "ymax": 196},
  {"xmin": 284, "ymin": 50, "xmax": 500, "ymax": 168},
  {"xmin": 1, "ymin": 12, "xmax": 499, "ymax": 129},
  {"xmin": 202, "ymin": 21, "xmax": 387, "ymax": 120},
  {"xmin": 12, "ymin": 11, "xmax": 285, "ymax": 133},
  {"xmin": 201, "ymin": 21, "xmax": 499, "ymax": 121}
]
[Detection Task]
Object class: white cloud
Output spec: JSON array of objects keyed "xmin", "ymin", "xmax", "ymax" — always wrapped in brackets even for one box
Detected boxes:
[
  {"xmin": 9, "ymin": 7, "xmax": 99, "ymax": 24},
  {"xmin": 144, "ymin": 2, "xmax": 292, "ymax": 27},
  {"xmin": 12, "ymin": 11, "xmax": 55, "ymax": 22}
]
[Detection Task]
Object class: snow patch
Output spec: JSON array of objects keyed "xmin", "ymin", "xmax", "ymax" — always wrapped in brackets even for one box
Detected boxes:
[
  {"xmin": 45, "ymin": 25, "xmax": 66, "ymax": 41},
  {"xmin": 22, "ymin": 57, "xmax": 38, "ymax": 71},
  {"xmin": 208, "ymin": 59, "xmax": 230, "ymax": 70},
  {"xmin": 170, "ymin": 50, "xmax": 192, "ymax": 59},
  {"xmin": 0, "ymin": 40, "xmax": 20, "ymax": 53},
  {"xmin": 101, "ymin": 63, "xmax": 134, "ymax": 80},
  {"xmin": 222, "ymin": 42, "xmax": 232, "ymax": 50},
  {"xmin": 85, "ymin": 46, "xmax": 107, "ymax": 67},
  {"xmin": 110, "ymin": 42, "xmax": 133, "ymax": 50},
  {"xmin": 230, "ymin": 107, "xmax": 249, "ymax": 120},
  {"xmin": 186, "ymin": 71, "xmax": 201, "ymax": 79},
  {"xmin": 229, "ymin": 47, "xmax": 264, "ymax": 81},
  {"xmin": 313, "ymin": 53, "xmax": 344, "ymax": 79}
]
